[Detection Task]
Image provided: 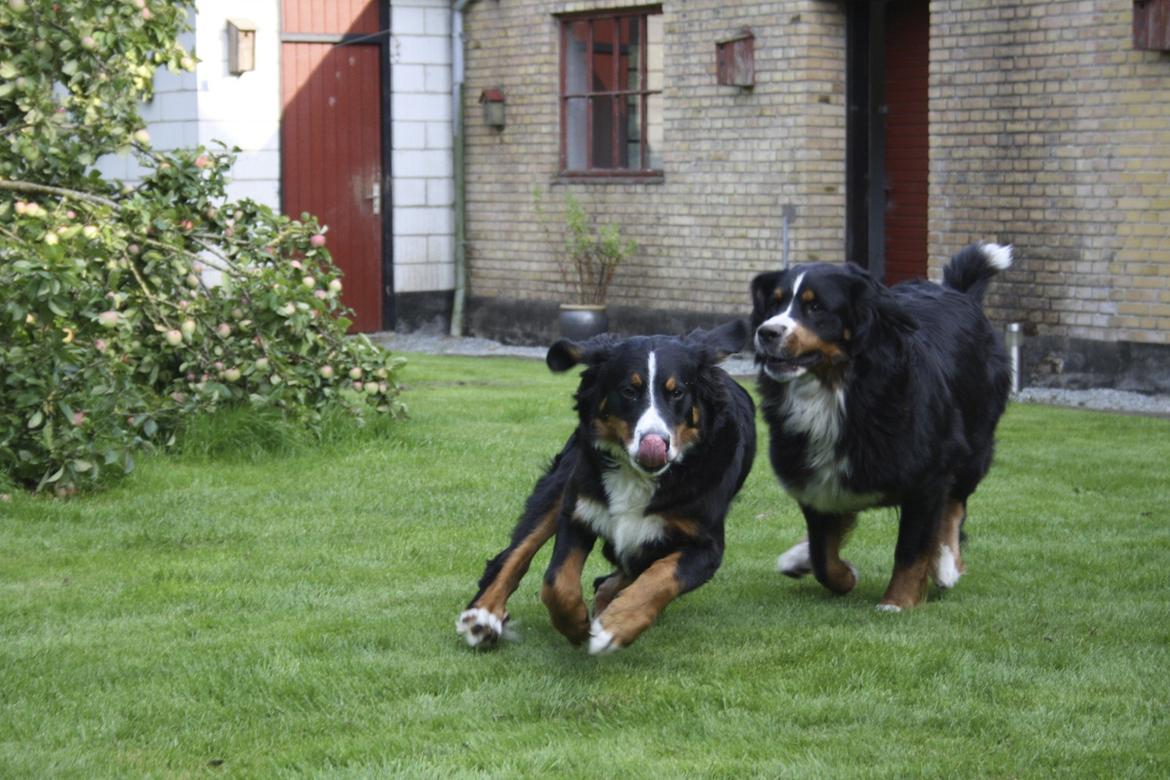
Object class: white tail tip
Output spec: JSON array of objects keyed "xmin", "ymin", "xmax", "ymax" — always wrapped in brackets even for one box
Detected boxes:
[{"xmin": 981, "ymin": 243, "xmax": 1013, "ymax": 271}]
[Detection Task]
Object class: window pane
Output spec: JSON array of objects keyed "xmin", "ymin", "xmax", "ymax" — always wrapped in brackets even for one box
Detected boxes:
[
  {"xmin": 646, "ymin": 13, "xmax": 664, "ymax": 92},
  {"xmin": 592, "ymin": 17, "xmax": 616, "ymax": 92},
  {"xmin": 565, "ymin": 97, "xmax": 588, "ymax": 170},
  {"xmin": 623, "ymin": 95, "xmax": 641, "ymax": 169},
  {"xmin": 592, "ymin": 95, "xmax": 615, "ymax": 169},
  {"xmin": 621, "ymin": 16, "xmax": 641, "ymax": 91},
  {"xmin": 646, "ymin": 92, "xmax": 663, "ymax": 170},
  {"xmin": 565, "ymin": 20, "xmax": 589, "ymax": 94}
]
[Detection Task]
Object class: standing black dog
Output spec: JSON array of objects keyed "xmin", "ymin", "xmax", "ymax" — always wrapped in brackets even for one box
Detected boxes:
[
  {"xmin": 750, "ymin": 244, "xmax": 1012, "ymax": 611},
  {"xmin": 456, "ymin": 321, "xmax": 756, "ymax": 653}
]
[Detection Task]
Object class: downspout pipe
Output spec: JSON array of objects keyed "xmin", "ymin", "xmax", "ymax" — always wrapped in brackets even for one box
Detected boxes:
[{"xmin": 449, "ymin": 0, "xmax": 476, "ymax": 336}]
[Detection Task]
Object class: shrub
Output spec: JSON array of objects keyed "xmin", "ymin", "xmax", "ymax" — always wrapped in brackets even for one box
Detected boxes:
[
  {"xmin": 532, "ymin": 188, "xmax": 637, "ymax": 306},
  {"xmin": 0, "ymin": 2, "xmax": 405, "ymax": 493}
]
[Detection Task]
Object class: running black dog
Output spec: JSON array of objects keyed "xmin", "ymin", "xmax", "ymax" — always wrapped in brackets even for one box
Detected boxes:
[
  {"xmin": 750, "ymin": 244, "xmax": 1012, "ymax": 610},
  {"xmin": 457, "ymin": 321, "xmax": 756, "ymax": 653}
]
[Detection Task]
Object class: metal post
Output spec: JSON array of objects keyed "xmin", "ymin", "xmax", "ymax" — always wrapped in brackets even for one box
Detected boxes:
[{"xmin": 1006, "ymin": 322, "xmax": 1021, "ymax": 394}]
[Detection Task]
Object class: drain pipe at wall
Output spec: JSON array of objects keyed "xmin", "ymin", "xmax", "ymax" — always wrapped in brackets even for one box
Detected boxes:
[{"xmin": 449, "ymin": 0, "xmax": 476, "ymax": 337}]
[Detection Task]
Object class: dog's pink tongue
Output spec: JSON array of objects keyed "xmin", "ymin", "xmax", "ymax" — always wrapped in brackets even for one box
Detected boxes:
[{"xmin": 636, "ymin": 435, "xmax": 668, "ymax": 470}]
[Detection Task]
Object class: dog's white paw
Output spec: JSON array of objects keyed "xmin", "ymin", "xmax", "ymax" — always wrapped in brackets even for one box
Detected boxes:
[
  {"xmin": 588, "ymin": 618, "xmax": 621, "ymax": 656},
  {"xmin": 456, "ymin": 607, "xmax": 508, "ymax": 648},
  {"xmin": 875, "ymin": 603, "xmax": 903, "ymax": 613},
  {"xmin": 777, "ymin": 540, "xmax": 812, "ymax": 578},
  {"xmin": 932, "ymin": 545, "xmax": 962, "ymax": 589}
]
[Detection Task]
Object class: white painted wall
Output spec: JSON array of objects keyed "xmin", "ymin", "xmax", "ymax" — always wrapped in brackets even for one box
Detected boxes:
[
  {"xmin": 189, "ymin": 0, "xmax": 282, "ymax": 208},
  {"xmin": 96, "ymin": 1, "xmax": 281, "ymax": 210},
  {"xmin": 98, "ymin": 1, "xmax": 457, "ymax": 309},
  {"xmin": 390, "ymin": 0, "xmax": 455, "ymax": 294}
]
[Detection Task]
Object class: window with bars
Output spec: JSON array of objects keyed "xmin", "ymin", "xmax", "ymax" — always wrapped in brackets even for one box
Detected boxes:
[{"xmin": 559, "ymin": 8, "xmax": 663, "ymax": 176}]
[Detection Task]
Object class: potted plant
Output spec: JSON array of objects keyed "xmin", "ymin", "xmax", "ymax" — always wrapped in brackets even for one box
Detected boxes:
[{"xmin": 535, "ymin": 189, "xmax": 638, "ymax": 340}]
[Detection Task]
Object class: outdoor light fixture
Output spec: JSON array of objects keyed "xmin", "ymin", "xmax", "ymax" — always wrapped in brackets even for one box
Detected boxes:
[
  {"xmin": 227, "ymin": 18, "xmax": 257, "ymax": 75},
  {"xmin": 480, "ymin": 88, "xmax": 506, "ymax": 129}
]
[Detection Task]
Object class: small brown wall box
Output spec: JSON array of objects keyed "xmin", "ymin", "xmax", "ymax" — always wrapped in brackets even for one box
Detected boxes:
[
  {"xmin": 480, "ymin": 88, "xmax": 506, "ymax": 129},
  {"xmin": 716, "ymin": 29, "xmax": 755, "ymax": 88},
  {"xmin": 227, "ymin": 18, "xmax": 257, "ymax": 75}
]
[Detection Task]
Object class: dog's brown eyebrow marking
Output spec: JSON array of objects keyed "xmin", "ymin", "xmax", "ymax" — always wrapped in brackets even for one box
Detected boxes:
[
  {"xmin": 664, "ymin": 376, "xmax": 677, "ymax": 392},
  {"xmin": 631, "ymin": 372, "xmax": 643, "ymax": 387},
  {"xmin": 773, "ymin": 289, "xmax": 785, "ymax": 303},
  {"xmin": 801, "ymin": 289, "xmax": 816, "ymax": 303}
]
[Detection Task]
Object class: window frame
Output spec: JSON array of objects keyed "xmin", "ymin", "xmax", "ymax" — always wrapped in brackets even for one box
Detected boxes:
[{"xmin": 557, "ymin": 6, "xmax": 663, "ymax": 178}]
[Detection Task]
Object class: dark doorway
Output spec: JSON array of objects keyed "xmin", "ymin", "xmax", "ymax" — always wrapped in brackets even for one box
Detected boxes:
[{"xmin": 846, "ymin": 0, "xmax": 930, "ymax": 284}]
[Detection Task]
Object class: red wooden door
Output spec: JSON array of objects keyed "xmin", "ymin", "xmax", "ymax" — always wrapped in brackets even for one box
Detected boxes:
[
  {"xmin": 280, "ymin": 0, "xmax": 385, "ymax": 332},
  {"xmin": 882, "ymin": 0, "xmax": 929, "ymax": 285}
]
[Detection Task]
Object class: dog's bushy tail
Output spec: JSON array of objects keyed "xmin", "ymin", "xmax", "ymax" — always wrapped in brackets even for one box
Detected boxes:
[{"xmin": 942, "ymin": 243, "xmax": 1012, "ymax": 304}]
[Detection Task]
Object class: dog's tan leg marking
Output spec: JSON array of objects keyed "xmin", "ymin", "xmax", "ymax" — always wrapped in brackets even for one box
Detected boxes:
[
  {"xmin": 878, "ymin": 555, "xmax": 931, "ymax": 612},
  {"xmin": 458, "ymin": 503, "xmax": 558, "ymax": 646},
  {"xmin": 804, "ymin": 513, "xmax": 858, "ymax": 594},
  {"xmin": 473, "ymin": 502, "xmax": 558, "ymax": 617},
  {"xmin": 589, "ymin": 552, "xmax": 682, "ymax": 654},
  {"xmin": 541, "ymin": 545, "xmax": 591, "ymax": 645}
]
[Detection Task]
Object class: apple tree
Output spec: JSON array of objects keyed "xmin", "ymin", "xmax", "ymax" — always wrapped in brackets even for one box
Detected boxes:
[{"xmin": 1, "ymin": 0, "xmax": 406, "ymax": 494}]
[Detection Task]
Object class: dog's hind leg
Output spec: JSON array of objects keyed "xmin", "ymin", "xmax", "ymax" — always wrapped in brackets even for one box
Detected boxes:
[
  {"xmin": 592, "ymin": 571, "xmax": 633, "ymax": 615},
  {"xmin": 777, "ymin": 536, "xmax": 812, "ymax": 578},
  {"xmin": 932, "ymin": 499, "xmax": 967, "ymax": 589},
  {"xmin": 801, "ymin": 508, "xmax": 859, "ymax": 595}
]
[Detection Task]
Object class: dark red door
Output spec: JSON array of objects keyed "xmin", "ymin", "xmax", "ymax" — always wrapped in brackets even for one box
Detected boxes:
[
  {"xmin": 280, "ymin": 0, "xmax": 385, "ymax": 332},
  {"xmin": 882, "ymin": 0, "xmax": 929, "ymax": 284}
]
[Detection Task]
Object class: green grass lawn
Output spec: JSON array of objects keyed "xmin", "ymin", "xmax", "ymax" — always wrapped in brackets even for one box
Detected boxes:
[{"xmin": 2, "ymin": 353, "xmax": 1169, "ymax": 778}]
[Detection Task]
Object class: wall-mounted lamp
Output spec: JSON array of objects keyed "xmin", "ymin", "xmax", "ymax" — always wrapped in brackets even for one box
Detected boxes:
[
  {"xmin": 479, "ymin": 88, "xmax": 506, "ymax": 129},
  {"xmin": 227, "ymin": 18, "xmax": 257, "ymax": 75}
]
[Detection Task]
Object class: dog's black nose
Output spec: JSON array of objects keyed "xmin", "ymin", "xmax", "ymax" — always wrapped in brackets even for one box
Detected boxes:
[{"xmin": 756, "ymin": 325, "xmax": 783, "ymax": 345}]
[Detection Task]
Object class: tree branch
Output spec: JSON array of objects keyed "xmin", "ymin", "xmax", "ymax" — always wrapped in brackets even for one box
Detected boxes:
[{"xmin": 0, "ymin": 180, "xmax": 119, "ymax": 209}]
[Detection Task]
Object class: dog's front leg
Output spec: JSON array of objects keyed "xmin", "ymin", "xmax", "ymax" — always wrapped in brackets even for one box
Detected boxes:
[
  {"xmin": 457, "ymin": 498, "xmax": 560, "ymax": 648},
  {"xmin": 589, "ymin": 544, "xmax": 720, "ymax": 655},
  {"xmin": 541, "ymin": 513, "xmax": 596, "ymax": 645}
]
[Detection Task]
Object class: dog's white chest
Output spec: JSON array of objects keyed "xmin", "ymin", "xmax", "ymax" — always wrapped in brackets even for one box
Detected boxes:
[
  {"xmin": 575, "ymin": 468, "xmax": 665, "ymax": 564},
  {"xmin": 779, "ymin": 380, "xmax": 881, "ymax": 513}
]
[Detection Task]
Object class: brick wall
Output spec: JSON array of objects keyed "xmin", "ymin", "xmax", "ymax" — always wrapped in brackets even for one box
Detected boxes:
[
  {"xmin": 461, "ymin": 0, "xmax": 847, "ymax": 321},
  {"xmin": 929, "ymin": 0, "xmax": 1170, "ymax": 347}
]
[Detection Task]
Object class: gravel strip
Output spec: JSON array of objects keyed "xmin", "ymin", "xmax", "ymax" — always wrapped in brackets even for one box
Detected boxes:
[{"xmin": 374, "ymin": 332, "xmax": 1170, "ymax": 417}]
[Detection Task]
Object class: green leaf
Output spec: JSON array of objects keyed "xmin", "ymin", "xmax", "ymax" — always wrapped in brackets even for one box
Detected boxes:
[
  {"xmin": 73, "ymin": 459, "xmax": 93, "ymax": 472},
  {"xmin": 27, "ymin": 410, "xmax": 43, "ymax": 429}
]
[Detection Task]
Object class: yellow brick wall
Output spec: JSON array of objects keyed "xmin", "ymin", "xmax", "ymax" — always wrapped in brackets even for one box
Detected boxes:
[
  {"xmin": 929, "ymin": 0, "xmax": 1170, "ymax": 345},
  {"xmin": 461, "ymin": 0, "xmax": 847, "ymax": 315}
]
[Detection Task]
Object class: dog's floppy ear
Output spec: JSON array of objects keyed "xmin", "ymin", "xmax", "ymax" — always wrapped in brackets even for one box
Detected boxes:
[
  {"xmin": 685, "ymin": 319, "xmax": 748, "ymax": 363},
  {"xmin": 546, "ymin": 335, "xmax": 613, "ymax": 372},
  {"xmin": 749, "ymin": 271, "xmax": 784, "ymax": 330},
  {"xmin": 845, "ymin": 264, "xmax": 917, "ymax": 348}
]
